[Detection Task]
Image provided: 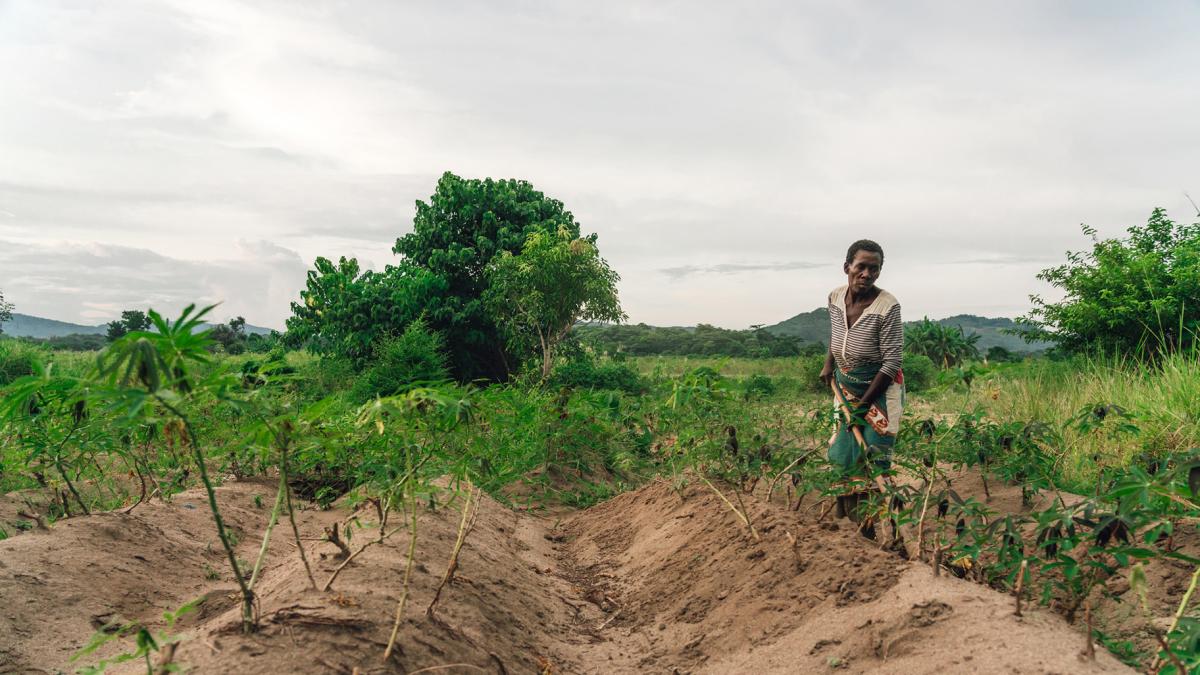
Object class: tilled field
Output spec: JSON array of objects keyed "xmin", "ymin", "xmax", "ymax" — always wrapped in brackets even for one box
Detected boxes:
[{"xmin": 1, "ymin": 476, "xmax": 1132, "ymax": 674}]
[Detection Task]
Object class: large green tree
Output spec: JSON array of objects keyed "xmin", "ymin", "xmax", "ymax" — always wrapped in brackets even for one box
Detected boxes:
[
  {"xmin": 285, "ymin": 257, "xmax": 444, "ymax": 365},
  {"xmin": 106, "ymin": 310, "xmax": 151, "ymax": 342},
  {"xmin": 484, "ymin": 228, "xmax": 625, "ymax": 380},
  {"xmin": 210, "ymin": 316, "xmax": 248, "ymax": 354},
  {"xmin": 392, "ymin": 172, "xmax": 585, "ymax": 380},
  {"xmin": 1020, "ymin": 208, "xmax": 1200, "ymax": 356},
  {"xmin": 0, "ymin": 289, "xmax": 12, "ymax": 334}
]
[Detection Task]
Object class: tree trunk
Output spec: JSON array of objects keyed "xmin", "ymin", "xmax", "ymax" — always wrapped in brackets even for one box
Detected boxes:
[
  {"xmin": 538, "ymin": 327, "xmax": 553, "ymax": 381},
  {"xmin": 541, "ymin": 343, "xmax": 553, "ymax": 381}
]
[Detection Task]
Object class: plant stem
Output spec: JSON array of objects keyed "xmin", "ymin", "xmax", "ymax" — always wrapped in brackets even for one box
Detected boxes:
[
  {"xmin": 248, "ymin": 474, "xmax": 287, "ymax": 590},
  {"xmin": 322, "ymin": 524, "xmax": 404, "ymax": 591},
  {"xmin": 1151, "ymin": 563, "xmax": 1200, "ymax": 672},
  {"xmin": 384, "ymin": 494, "xmax": 420, "ymax": 661},
  {"xmin": 156, "ymin": 396, "xmax": 254, "ymax": 634},
  {"xmin": 53, "ymin": 453, "xmax": 89, "ymax": 516},
  {"xmin": 1083, "ymin": 599, "xmax": 1094, "ymax": 660},
  {"xmin": 50, "ymin": 422, "xmax": 89, "ymax": 516},
  {"xmin": 427, "ymin": 484, "xmax": 479, "ymax": 617},
  {"xmin": 700, "ymin": 475, "xmax": 759, "ymax": 541},
  {"xmin": 1155, "ymin": 633, "xmax": 1187, "ymax": 675},
  {"xmin": 765, "ymin": 448, "xmax": 817, "ymax": 502},
  {"xmin": 281, "ymin": 443, "xmax": 317, "ymax": 590},
  {"xmin": 1014, "ymin": 559, "xmax": 1027, "ymax": 617},
  {"xmin": 913, "ymin": 459, "xmax": 937, "ymax": 560}
]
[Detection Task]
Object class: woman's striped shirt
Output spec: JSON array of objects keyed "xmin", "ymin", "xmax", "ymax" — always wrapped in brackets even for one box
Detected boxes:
[{"xmin": 827, "ymin": 285, "xmax": 903, "ymax": 378}]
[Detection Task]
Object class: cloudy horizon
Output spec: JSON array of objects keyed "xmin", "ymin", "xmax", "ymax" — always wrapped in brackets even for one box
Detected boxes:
[{"xmin": 2, "ymin": 1, "xmax": 1198, "ymax": 330}]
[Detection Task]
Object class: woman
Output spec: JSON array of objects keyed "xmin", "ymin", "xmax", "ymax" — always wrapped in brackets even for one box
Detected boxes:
[{"xmin": 819, "ymin": 239, "xmax": 904, "ymax": 476}]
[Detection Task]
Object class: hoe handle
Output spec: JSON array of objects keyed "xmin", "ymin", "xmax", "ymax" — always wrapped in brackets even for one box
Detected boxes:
[{"xmin": 830, "ymin": 379, "xmax": 889, "ymax": 493}]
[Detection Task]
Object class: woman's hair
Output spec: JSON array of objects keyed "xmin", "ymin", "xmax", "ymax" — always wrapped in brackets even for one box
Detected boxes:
[{"xmin": 845, "ymin": 239, "xmax": 884, "ymax": 265}]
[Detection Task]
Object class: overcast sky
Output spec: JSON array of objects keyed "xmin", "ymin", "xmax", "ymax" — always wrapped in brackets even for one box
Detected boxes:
[{"xmin": 2, "ymin": 1, "xmax": 1198, "ymax": 330}]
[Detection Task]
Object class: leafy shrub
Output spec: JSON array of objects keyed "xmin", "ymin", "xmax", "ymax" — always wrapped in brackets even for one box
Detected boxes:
[
  {"xmin": 741, "ymin": 374, "xmax": 777, "ymax": 399},
  {"xmin": 796, "ymin": 354, "xmax": 828, "ymax": 393},
  {"xmin": 901, "ymin": 353, "xmax": 936, "ymax": 393},
  {"xmin": 0, "ymin": 339, "xmax": 44, "ymax": 386},
  {"xmin": 350, "ymin": 319, "xmax": 450, "ymax": 402},
  {"xmin": 1022, "ymin": 207, "xmax": 1200, "ymax": 357},
  {"xmin": 239, "ymin": 347, "xmax": 297, "ymax": 388},
  {"xmin": 24, "ymin": 333, "xmax": 107, "ymax": 352},
  {"xmin": 577, "ymin": 323, "xmax": 807, "ymax": 358},
  {"xmin": 295, "ymin": 355, "xmax": 357, "ymax": 396},
  {"xmin": 986, "ymin": 345, "xmax": 1023, "ymax": 363},
  {"xmin": 549, "ymin": 357, "xmax": 645, "ymax": 394}
]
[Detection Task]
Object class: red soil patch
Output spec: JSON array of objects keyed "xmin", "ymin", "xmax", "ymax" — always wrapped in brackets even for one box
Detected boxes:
[{"xmin": 1, "ymin": 475, "xmax": 1131, "ymax": 673}]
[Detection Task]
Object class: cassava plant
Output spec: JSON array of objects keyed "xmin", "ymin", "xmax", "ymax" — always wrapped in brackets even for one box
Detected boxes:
[{"xmin": 98, "ymin": 305, "xmax": 258, "ymax": 633}]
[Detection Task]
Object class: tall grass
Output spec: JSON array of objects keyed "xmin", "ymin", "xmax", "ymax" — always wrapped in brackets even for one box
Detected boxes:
[
  {"xmin": 628, "ymin": 354, "xmax": 818, "ymax": 379},
  {"xmin": 922, "ymin": 351, "xmax": 1200, "ymax": 488}
]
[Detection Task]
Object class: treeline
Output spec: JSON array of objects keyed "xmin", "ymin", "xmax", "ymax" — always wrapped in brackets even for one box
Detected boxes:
[
  {"xmin": 8, "ymin": 315, "xmax": 285, "ymax": 354},
  {"xmin": 576, "ymin": 323, "xmax": 825, "ymax": 358}
]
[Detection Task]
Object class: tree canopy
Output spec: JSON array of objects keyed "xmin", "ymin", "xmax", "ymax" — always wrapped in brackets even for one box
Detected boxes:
[
  {"xmin": 392, "ymin": 171, "xmax": 586, "ymax": 380},
  {"xmin": 287, "ymin": 172, "xmax": 616, "ymax": 381},
  {"xmin": 484, "ymin": 228, "xmax": 624, "ymax": 379},
  {"xmin": 1020, "ymin": 208, "xmax": 1200, "ymax": 356},
  {"xmin": 905, "ymin": 318, "xmax": 981, "ymax": 368},
  {"xmin": 106, "ymin": 310, "xmax": 151, "ymax": 342},
  {"xmin": 210, "ymin": 316, "xmax": 248, "ymax": 354},
  {"xmin": 285, "ymin": 257, "xmax": 443, "ymax": 366},
  {"xmin": 577, "ymin": 323, "xmax": 817, "ymax": 358},
  {"xmin": 0, "ymin": 290, "xmax": 12, "ymax": 335}
]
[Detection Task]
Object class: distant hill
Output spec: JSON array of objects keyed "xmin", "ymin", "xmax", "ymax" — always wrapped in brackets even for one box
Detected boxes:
[
  {"xmin": 1, "ymin": 313, "xmax": 275, "ymax": 339},
  {"xmin": 1, "ymin": 314, "xmax": 106, "ymax": 339},
  {"xmin": 763, "ymin": 308, "xmax": 1050, "ymax": 352},
  {"xmin": 761, "ymin": 308, "xmax": 828, "ymax": 343}
]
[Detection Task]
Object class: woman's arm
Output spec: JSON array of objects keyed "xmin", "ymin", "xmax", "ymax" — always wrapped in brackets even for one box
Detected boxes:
[
  {"xmin": 819, "ymin": 349, "xmax": 835, "ymax": 386},
  {"xmin": 858, "ymin": 371, "xmax": 894, "ymax": 410},
  {"xmin": 858, "ymin": 302, "xmax": 903, "ymax": 410}
]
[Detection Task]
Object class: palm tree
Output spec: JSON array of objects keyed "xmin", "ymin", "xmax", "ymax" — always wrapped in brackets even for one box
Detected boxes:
[{"xmin": 905, "ymin": 318, "xmax": 980, "ymax": 368}]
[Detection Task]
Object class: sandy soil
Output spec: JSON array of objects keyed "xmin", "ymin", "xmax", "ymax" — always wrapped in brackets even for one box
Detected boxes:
[
  {"xmin": 925, "ymin": 464, "xmax": 1200, "ymax": 669},
  {"xmin": 0, "ymin": 469, "xmax": 1135, "ymax": 674}
]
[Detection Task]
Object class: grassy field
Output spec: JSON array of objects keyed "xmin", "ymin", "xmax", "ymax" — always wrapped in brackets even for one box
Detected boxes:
[{"xmin": 627, "ymin": 351, "xmax": 1200, "ymax": 490}]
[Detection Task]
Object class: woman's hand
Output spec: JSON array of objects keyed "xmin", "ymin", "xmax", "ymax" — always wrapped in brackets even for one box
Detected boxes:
[{"xmin": 819, "ymin": 352, "xmax": 835, "ymax": 388}]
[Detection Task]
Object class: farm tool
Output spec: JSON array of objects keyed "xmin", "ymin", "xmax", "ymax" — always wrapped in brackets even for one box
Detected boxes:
[{"xmin": 829, "ymin": 380, "xmax": 920, "ymax": 559}]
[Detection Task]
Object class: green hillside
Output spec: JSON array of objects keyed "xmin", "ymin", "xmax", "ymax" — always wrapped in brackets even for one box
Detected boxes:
[
  {"xmin": 1, "ymin": 313, "xmax": 275, "ymax": 339},
  {"xmin": 763, "ymin": 308, "xmax": 1049, "ymax": 352},
  {"xmin": 2, "ymin": 313, "xmax": 106, "ymax": 338}
]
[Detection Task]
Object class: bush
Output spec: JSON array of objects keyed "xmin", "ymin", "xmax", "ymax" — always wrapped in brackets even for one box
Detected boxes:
[
  {"xmin": 549, "ymin": 357, "xmax": 645, "ymax": 394},
  {"xmin": 350, "ymin": 319, "xmax": 450, "ymax": 402},
  {"xmin": 901, "ymin": 353, "xmax": 936, "ymax": 394},
  {"xmin": 796, "ymin": 354, "xmax": 828, "ymax": 393},
  {"xmin": 986, "ymin": 345, "xmax": 1023, "ymax": 363},
  {"xmin": 1022, "ymin": 207, "xmax": 1200, "ymax": 356},
  {"xmin": 239, "ymin": 348, "xmax": 297, "ymax": 388},
  {"xmin": 741, "ymin": 374, "xmax": 777, "ymax": 399},
  {"xmin": 26, "ymin": 333, "xmax": 107, "ymax": 352},
  {"xmin": 0, "ymin": 339, "xmax": 45, "ymax": 386}
]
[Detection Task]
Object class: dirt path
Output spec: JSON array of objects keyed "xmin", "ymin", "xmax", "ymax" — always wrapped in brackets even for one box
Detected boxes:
[{"xmin": 1, "ymin": 476, "xmax": 1131, "ymax": 674}]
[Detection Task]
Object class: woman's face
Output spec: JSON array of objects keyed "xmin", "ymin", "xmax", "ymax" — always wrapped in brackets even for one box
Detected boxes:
[{"xmin": 844, "ymin": 250, "xmax": 882, "ymax": 294}]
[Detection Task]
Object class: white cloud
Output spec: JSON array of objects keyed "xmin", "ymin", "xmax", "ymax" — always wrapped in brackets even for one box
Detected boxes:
[
  {"xmin": 0, "ymin": 239, "xmax": 307, "ymax": 329},
  {"xmin": 1, "ymin": 0, "xmax": 1197, "ymax": 328}
]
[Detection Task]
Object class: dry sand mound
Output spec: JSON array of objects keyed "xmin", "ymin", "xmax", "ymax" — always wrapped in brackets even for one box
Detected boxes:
[{"xmin": 1, "ymin": 476, "xmax": 1130, "ymax": 674}]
